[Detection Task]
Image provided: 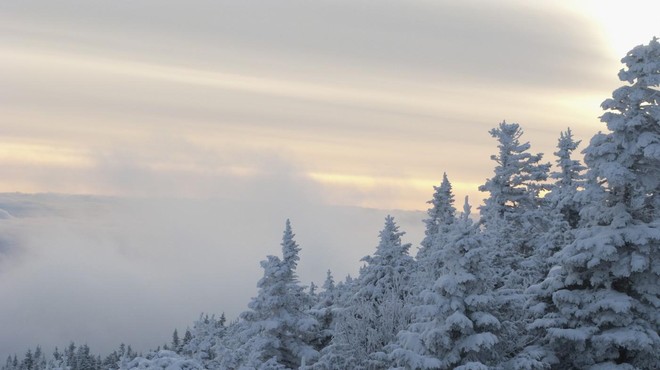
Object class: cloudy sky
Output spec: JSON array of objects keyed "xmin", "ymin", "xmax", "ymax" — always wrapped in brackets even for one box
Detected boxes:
[
  {"xmin": 2, "ymin": 0, "xmax": 657, "ymax": 209},
  {"xmin": 0, "ymin": 0, "xmax": 658, "ymax": 360}
]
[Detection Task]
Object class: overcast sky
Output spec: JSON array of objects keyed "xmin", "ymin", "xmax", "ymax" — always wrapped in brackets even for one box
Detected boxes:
[{"xmin": 0, "ymin": 0, "xmax": 658, "ymax": 360}]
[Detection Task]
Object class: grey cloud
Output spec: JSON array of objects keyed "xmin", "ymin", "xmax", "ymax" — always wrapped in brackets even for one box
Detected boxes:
[{"xmin": 2, "ymin": 0, "xmax": 610, "ymax": 90}]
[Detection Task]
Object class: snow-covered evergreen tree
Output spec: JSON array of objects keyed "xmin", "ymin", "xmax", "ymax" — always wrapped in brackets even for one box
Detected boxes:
[
  {"xmin": 390, "ymin": 197, "xmax": 499, "ymax": 369},
  {"xmin": 312, "ymin": 216, "xmax": 414, "ymax": 369},
  {"xmin": 181, "ymin": 330, "xmax": 193, "ymax": 355},
  {"xmin": 280, "ymin": 219, "xmax": 301, "ymax": 274},
  {"xmin": 33, "ymin": 347, "xmax": 46, "ymax": 370},
  {"xmin": 46, "ymin": 352, "xmax": 66, "ymax": 370},
  {"xmin": 322, "ymin": 270, "xmax": 334, "ymax": 292},
  {"xmin": 357, "ymin": 216, "xmax": 415, "ymax": 305},
  {"xmin": 75, "ymin": 345, "xmax": 95, "ymax": 370},
  {"xmin": 306, "ymin": 270, "xmax": 337, "ymax": 354},
  {"xmin": 120, "ymin": 351, "xmax": 203, "ymax": 370},
  {"xmin": 171, "ymin": 330, "xmax": 181, "ymax": 354},
  {"xmin": 416, "ymin": 173, "xmax": 457, "ymax": 291},
  {"xmin": 477, "ymin": 121, "xmax": 551, "ymax": 364},
  {"xmin": 479, "ymin": 121, "xmax": 550, "ymax": 217},
  {"xmin": 517, "ymin": 129, "xmax": 586, "ymax": 370},
  {"xmin": 530, "ymin": 37, "xmax": 660, "ymax": 369},
  {"xmin": 181, "ymin": 313, "xmax": 226, "ymax": 367},
  {"xmin": 221, "ymin": 220, "xmax": 318, "ymax": 369},
  {"xmin": 547, "ymin": 128, "xmax": 586, "ymax": 227},
  {"xmin": 479, "ymin": 121, "xmax": 551, "ymax": 289},
  {"xmin": 419, "ymin": 173, "xmax": 456, "ymax": 257},
  {"xmin": 538, "ymin": 128, "xmax": 586, "ymax": 264}
]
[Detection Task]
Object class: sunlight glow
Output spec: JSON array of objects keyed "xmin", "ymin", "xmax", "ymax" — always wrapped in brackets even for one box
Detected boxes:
[
  {"xmin": 573, "ymin": 1, "xmax": 659, "ymax": 58},
  {"xmin": 0, "ymin": 142, "xmax": 92, "ymax": 167},
  {"xmin": 308, "ymin": 171, "xmax": 484, "ymax": 210},
  {"xmin": 308, "ymin": 172, "xmax": 480, "ymax": 192}
]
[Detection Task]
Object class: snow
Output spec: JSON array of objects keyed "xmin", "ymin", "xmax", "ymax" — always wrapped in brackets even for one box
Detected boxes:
[{"xmin": 123, "ymin": 351, "xmax": 205, "ymax": 370}]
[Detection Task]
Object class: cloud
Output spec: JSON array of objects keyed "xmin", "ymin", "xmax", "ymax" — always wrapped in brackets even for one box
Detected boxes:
[
  {"xmin": 2, "ymin": 1, "xmax": 611, "ymax": 89},
  {"xmin": 0, "ymin": 190, "xmax": 425, "ymax": 360},
  {"xmin": 0, "ymin": 0, "xmax": 615, "ymax": 209}
]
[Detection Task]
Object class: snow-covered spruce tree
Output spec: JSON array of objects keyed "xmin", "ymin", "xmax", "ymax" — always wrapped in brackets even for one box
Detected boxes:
[
  {"xmin": 9, "ymin": 348, "xmax": 49, "ymax": 370},
  {"xmin": 181, "ymin": 313, "xmax": 226, "ymax": 367},
  {"xmin": 547, "ymin": 128, "xmax": 586, "ymax": 228},
  {"xmin": 120, "ymin": 350, "xmax": 204, "ymax": 370},
  {"xmin": 416, "ymin": 173, "xmax": 457, "ymax": 290},
  {"xmin": 221, "ymin": 220, "xmax": 318, "ymax": 370},
  {"xmin": 418, "ymin": 172, "xmax": 456, "ymax": 258},
  {"xmin": 281, "ymin": 219, "xmax": 301, "ymax": 274},
  {"xmin": 172, "ymin": 330, "xmax": 181, "ymax": 354},
  {"xmin": 537, "ymin": 128, "xmax": 587, "ymax": 265},
  {"xmin": 75, "ymin": 345, "xmax": 96, "ymax": 370},
  {"xmin": 310, "ymin": 216, "xmax": 414, "ymax": 369},
  {"xmin": 478, "ymin": 121, "xmax": 551, "ymax": 364},
  {"xmin": 479, "ymin": 121, "xmax": 551, "ymax": 290},
  {"xmin": 389, "ymin": 197, "xmax": 499, "ymax": 369},
  {"xmin": 306, "ymin": 270, "xmax": 337, "ymax": 354},
  {"xmin": 517, "ymin": 129, "xmax": 586, "ymax": 369},
  {"xmin": 529, "ymin": 37, "xmax": 660, "ymax": 369}
]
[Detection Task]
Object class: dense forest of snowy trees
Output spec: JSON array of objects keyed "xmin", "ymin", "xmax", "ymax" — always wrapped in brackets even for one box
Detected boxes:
[{"xmin": 4, "ymin": 38, "xmax": 659, "ymax": 370}]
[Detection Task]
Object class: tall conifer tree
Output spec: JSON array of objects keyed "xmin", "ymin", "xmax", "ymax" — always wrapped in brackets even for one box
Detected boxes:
[
  {"xmin": 312, "ymin": 216, "xmax": 414, "ymax": 369},
  {"xmin": 224, "ymin": 220, "xmax": 318, "ymax": 369},
  {"xmin": 417, "ymin": 173, "xmax": 457, "ymax": 290},
  {"xmin": 530, "ymin": 37, "xmax": 660, "ymax": 369},
  {"xmin": 390, "ymin": 198, "xmax": 499, "ymax": 369}
]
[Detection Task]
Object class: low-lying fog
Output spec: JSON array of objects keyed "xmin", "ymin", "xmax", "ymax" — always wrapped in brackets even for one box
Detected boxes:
[{"xmin": 0, "ymin": 193, "xmax": 423, "ymax": 359}]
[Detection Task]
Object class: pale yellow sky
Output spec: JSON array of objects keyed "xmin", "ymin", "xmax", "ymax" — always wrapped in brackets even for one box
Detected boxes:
[{"xmin": 1, "ymin": 0, "xmax": 658, "ymax": 210}]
